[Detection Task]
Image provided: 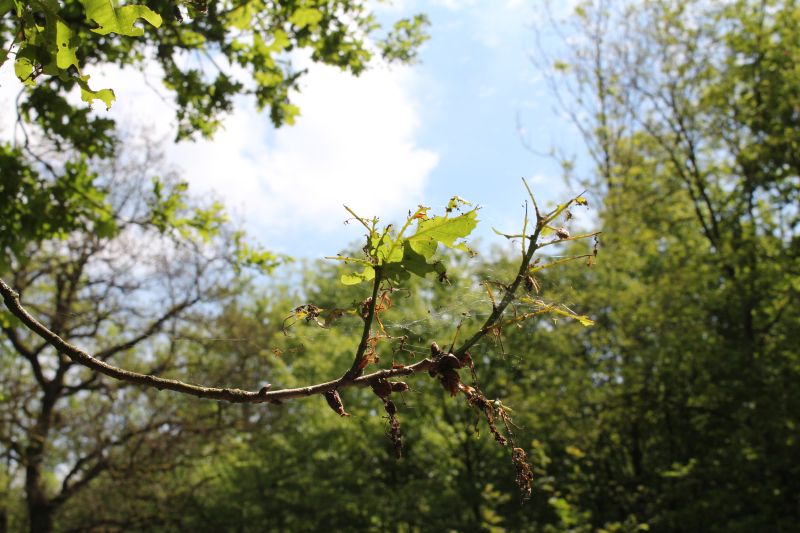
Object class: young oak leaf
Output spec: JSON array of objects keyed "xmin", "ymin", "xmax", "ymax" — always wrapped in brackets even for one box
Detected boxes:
[
  {"xmin": 341, "ymin": 265, "xmax": 375, "ymax": 286},
  {"xmin": 407, "ymin": 208, "xmax": 478, "ymax": 259},
  {"xmin": 54, "ymin": 18, "xmax": 79, "ymax": 70},
  {"xmin": 79, "ymin": 0, "xmax": 162, "ymax": 37},
  {"xmin": 371, "ymin": 230, "xmax": 403, "ymax": 264},
  {"xmin": 77, "ymin": 75, "xmax": 115, "ymax": 109},
  {"xmin": 337, "ymin": 203, "xmax": 477, "ymax": 285},
  {"xmin": 550, "ymin": 306, "xmax": 595, "ymax": 326},
  {"xmin": 289, "ymin": 7, "xmax": 324, "ymax": 29},
  {"xmin": 445, "ymin": 195, "xmax": 472, "ymax": 213},
  {"xmin": 382, "ymin": 241, "xmax": 447, "ymax": 284}
]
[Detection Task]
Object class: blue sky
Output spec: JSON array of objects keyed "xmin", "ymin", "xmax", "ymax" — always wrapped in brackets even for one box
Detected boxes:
[
  {"xmin": 156, "ymin": 0, "xmax": 588, "ymax": 259},
  {"xmin": 395, "ymin": 1, "xmax": 578, "ymax": 239},
  {"xmin": 0, "ymin": 0, "xmax": 587, "ymax": 259}
]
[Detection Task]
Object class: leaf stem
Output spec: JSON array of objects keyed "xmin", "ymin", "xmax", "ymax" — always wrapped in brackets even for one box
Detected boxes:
[
  {"xmin": 345, "ymin": 267, "xmax": 383, "ymax": 379},
  {"xmin": 537, "ymin": 231, "xmax": 602, "ymax": 249},
  {"xmin": 343, "ymin": 205, "xmax": 372, "ymax": 232},
  {"xmin": 522, "ymin": 177, "xmax": 541, "ymax": 220}
]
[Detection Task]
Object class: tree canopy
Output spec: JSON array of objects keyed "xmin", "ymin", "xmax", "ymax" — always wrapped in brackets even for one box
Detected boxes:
[
  {"xmin": 2, "ymin": 0, "xmax": 800, "ymax": 532},
  {"xmin": 532, "ymin": 0, "xmax": 800, "ymax": 529},
  {"xmin": 2, "ymin": 0, "xmax": 429, "ymax": 136},
  {"xmin": 0, "ymin": 0, "xmax": 429, "ymax": 270}
]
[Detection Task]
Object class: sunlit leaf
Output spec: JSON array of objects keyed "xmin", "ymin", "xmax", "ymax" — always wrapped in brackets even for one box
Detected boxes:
[
  {"xmin": 341, "ymin": 265, "xmax": 375, "ymax": 285},
  {"xmin": 289, "ymin": 7, "xmax": 323, "ymax": 29},
  {"xmin": 54, "ymin": 19, "xmax": 79, "ymax": 69},
  {"xmin": 408, "ymin": 208, "xmax": 478, "ymax": 258},
  {"xmin": 544, "ymin": 202, "xmax": 571, "ymax": 224},
  {"xmin": 79, "ymin": 0, "xmax": 163, "ymax": 36},
  {"xmin": 77, "ymin": 76, "xmax": 115, "ymax": 109},
  {"xmin": 549, "ymin": 306, "xmax": 595, "ymax": 326},
  {"xmin": 446, "ymin": 195, "xmax": 472, "ymax": 212},
  {"xmin": 14, "ymin": 48, "xmax": 37, "ymax": 86},
  {"xmin": 227, "ymin": 1, "xmax": 257, "ymax": 30}
]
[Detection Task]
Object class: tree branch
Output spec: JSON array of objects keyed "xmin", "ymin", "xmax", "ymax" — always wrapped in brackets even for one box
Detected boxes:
[
  {"xmin": 455, "ymin": 218, "xmax": 544, "ymax": 356},
  {"xmin": 94, "ymin": 297, "xmax": 201, "ymax": 361},
  {"xmin": 345, "ymin": 267, "xmax": 383, "ymax": 379},
  {"xmin": 1, "ymin": 324, "xmax": 48, "ymax": 388},
  {"xmin": 1, "ymin": 277, "xmax": 434, "ymax": 404},
  {"xmin": 1, "ymin": 189, "xmax": 590, "ymax": 407}
]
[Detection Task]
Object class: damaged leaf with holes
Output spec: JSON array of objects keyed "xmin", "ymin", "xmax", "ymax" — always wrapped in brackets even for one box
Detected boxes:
[{"xmin": 338, "ymin": 198, "xmax": 478, "ymax": 285}]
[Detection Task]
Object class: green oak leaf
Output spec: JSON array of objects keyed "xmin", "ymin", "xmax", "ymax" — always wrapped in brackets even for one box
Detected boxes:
[
  {"xmin": 408, "ymin": 208, "xmax": 478, "ymax": 258},
  {"xmin": 77, "ymin": 75, "xmax": 116, "ymax": 109},
  {"xmin": 289, "ymin": 7, "xmax": 323, "ymax": 29},
  {"xmin": 371, "ymin": 231, "xmax": 403, "ymax": 264},
  {"xmin": 79, "ymin": 0, "xmax": 162, "ymax": 37},
  {"xmin": 550, "ymin": 306, "xmax": 595, "ymax": 327},
  {"xmin": 14, "ymin": 46, "xmax": 39, "ymax": 86},
  {"xmin": 383, "ymin": 241, "xmax": 446, "ymax": 283},
  {"xmin": 55, "ymin": 18, "xmax": 79, "ymax": 69},
  {"xmin": 338, "ymin": 203, "xmax": 477, "ymax": 285},
  {"xmin": 341, "ymin": 265, "xmax": 376, "ymax": 285},
  {"xmin": 227, "ymin": 1, "xmax": 257, "ymax": 30}
]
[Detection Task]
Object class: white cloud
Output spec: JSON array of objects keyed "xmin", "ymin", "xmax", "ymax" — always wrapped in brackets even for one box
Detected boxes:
[
  {"xmin": 168, "ymin": 60, "xmax": 438, "ymax": 235},
  {"xmin": 436, "ymin": 0, "xmax": 475, "ymax": 10},
  {"xmin": 0, "ymin": 67, "xmax": 18, "ymax": 140},
  {"xmin": 1, "ymin": 52, "xmax": 438, "ymax": 254}
]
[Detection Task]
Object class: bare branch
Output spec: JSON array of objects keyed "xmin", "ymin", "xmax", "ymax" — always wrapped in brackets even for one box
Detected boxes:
[
  {"xmin": 455, "ymin": 207, "xmax": 544, "ymax": 356},
  {"xmin": 94, "ymin": 297, "xmax": 201, "ymax": 361},
  {"xmin": 1, "ymin": 276, "xmax": 436, "ymax": 404},
  {"xmin": 1, "ymin": 324, "xmax": 47, "ymax": 388}
]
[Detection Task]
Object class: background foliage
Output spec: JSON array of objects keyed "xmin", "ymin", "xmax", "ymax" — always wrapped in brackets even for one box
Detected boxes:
[{"xmin": 2, "ymin": 0, "xmax": 800, "ymax": 532}]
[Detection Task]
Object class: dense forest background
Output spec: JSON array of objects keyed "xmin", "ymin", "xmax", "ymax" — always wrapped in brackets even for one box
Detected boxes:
[{"xmin": 2, "ymin": 0, "xmax": 799, "ymax": 531}]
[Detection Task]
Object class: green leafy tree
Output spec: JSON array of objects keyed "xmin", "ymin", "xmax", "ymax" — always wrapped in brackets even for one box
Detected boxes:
[
  {"xmin": 2, "ymin": 0, "xmax": 429, "ymax": 132},
  {"xmin": 525, "ymin": 0, "xmax": 800, "ymax": 530},
  {"xmin": 101, "ymin": 248, "xmax": 593, "ymax": 533},
  {"xmin": 1, "ymin": 175, "xmax": 598, "ymax": 531},
  {"xmin": 0, "ymin": 0, "xmax": 430, "ymax": 268},
  {"xmin": 0, "ymin": 136, "xmax": 281, "ymax": 533}
]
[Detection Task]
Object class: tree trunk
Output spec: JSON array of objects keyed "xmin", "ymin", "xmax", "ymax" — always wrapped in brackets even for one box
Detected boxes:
[
  {"xmin": 27, "ymin": 501, "xmax": 54, "ymax": 533},
  {"xmin": 26, "ymin": 392, "xmax": 57, "ymax": 533},
  {"xmin": 0, "ymin": 461, "xmax": 8, "ymax": 533},
  {"xmin": 26, "ymin": 451, "xmax": 55, "ymax": 533}
]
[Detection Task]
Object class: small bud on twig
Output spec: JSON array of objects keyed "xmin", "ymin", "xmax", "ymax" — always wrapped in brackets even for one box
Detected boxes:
[
  {"xmin": 324, "ymin": 390, "xmax": 350, "ymax": 417},
  {"xmin": 371, "ymin": 379, "xmax": 392, "ymax": 399},
  {"xmin": 390, "ymin": 381, "xmax": 409, "ymax": 393},
  {"xmin": 431, "ymin": 342, "xmax": 442, "ymax": 357}
]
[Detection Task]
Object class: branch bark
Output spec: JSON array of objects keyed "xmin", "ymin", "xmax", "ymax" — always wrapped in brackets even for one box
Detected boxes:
[
  {"xmin": 345, "ymin": 267, "xmax": 382, "ymax": 379},
  {"xmin": 1, "ymin": 198, "xmax": 575, "ymax": 406},
  {"xmin": 1, "ymin": 243, "xmax": 531, "ymax": 403},
  {"xmin": 1, "ymin": 276, "xmax": 436, "ymax": 403}
]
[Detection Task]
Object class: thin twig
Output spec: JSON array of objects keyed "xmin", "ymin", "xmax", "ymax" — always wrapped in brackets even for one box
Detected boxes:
[
  {"xmin": 346, "ymin": 267, "xmax": 383, "ymax": 379},
  {"xmin": 454, "ymin": 206, "xmax": 545, "ymax": 356}
]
